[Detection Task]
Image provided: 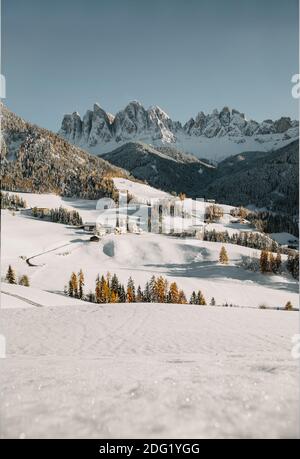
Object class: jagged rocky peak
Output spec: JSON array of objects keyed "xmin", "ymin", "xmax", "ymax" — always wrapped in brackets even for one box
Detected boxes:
[
  {"xmin": 114, "ymin": 101, "xmax": 149, "ymax": 141},
  {"xmin": 183, "ymin": 117, "xmax": 195, "ymax": 134},
  {"xmin": 82, "ymin": 110, "xmax": 93, "ymax": 143},
  {"xmin": 58, "ymin": 101, "xmax": 299, "ymax": 152},
  {"xmin": 148, "ymin": 104, "xmax": 170, "ymax": 121},
  {"xmin": 59, "ymin": 103, "xmax": 114, "ymax": 146},
  {"xmin": 243, "ymin": 119, "xmax": 259, "ymax": 136},
  {"xmin": 123, "ymin": 101, "xmax": 148, "ymax": 121},
  {"xmin": 59, "ymin": 111, "xmax": 82, "ymax": 143},
  {"xmin": 88, "ymin": 103, "xmax": 113, "ymax": 145},
  {"xmin": 257, "ymin": 119, "xmax": 276, "ymax": 135},
  {"xmin": 147, "ymin": 105, "xmax": 177, "ymax": 141},
  {"xmin": 219, "ymin": 106, "xmax": 231, "ymax": 126},
  {"xmin": 184, "ymin": 111, "xmax": 206, "ymax": 136},
  {"xmin": 92, "ymin": 103, "xmax": 113, "ymax": 125},
  {"xmin": 183, "ymin": 107, "xmax": 248, "ymax": 138},
  {"xmin": 274, "ymin": 117, "xmax": 293, "ymax": 133}
]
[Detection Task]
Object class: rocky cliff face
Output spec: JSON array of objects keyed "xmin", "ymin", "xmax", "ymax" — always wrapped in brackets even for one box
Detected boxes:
[{"xmin": 58, "ymin": 101, "xmax": 299, "ymax": 160}]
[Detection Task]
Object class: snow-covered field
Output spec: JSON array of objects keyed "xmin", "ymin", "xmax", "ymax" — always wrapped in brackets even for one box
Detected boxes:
[
  {"xmin": 1, "ymin": 188, "xmax": 299, "ymax": 438},
  {"xmin": 0, "ymin": 285, "xmax": 298, "ymax": 438},
  {"xmin": 1, "ymin": 191, "xmax": 103, "ymax": 223},
  {"xmin": 1, "ymin": 209, "xmax": 298, "ymax": 308}
]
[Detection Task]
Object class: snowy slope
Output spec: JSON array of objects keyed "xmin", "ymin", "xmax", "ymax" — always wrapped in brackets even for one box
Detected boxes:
[
  {"xmin": 1, "ymin": 189, "xmax": 299, "ymax": 439},
  {"xmin": 1, "ymin": 283, "xmax": 92, "ymax": 309},
  {"xmin": 1, "ymin": 208, "xmax": 298, "ymax": 310},
  {"xmin": 113, "ymin": 177, "xmax": 170, "ymax": 201},
  {"xmin": 0, "ymin": 293, "xmax": 298, "ymax": 438},
  {"xmin": 2, "ymin": 191, "xmax": 104, "ymax": 222}
]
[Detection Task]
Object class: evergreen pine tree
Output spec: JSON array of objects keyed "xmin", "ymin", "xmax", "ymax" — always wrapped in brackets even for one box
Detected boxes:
[
  {"xmin": 111, "ymin": 273, "xmax": 119, "ymax": 295},
  {"xmin": 143, "ymin": 282, "xmax": 151, "ymax": 302},
  {"xmin": 136, "ymin": 285, "xmax": 143, "ymax": 303},
  {"xmin": 155, "ymin": 276, "xmax": 168, "ymax": 303},
  {"xmin": 100, "ymin": 275, "xmax": 110, "ymax": 303},
  {"xmin": 106, "ymin": 272, "xmax": 111, "ymax": 289},
  {"xmin": 87, "ymin": 291, "xmax": 96, "ymax": 303},
  {"xmin": 119, "ymin": 285, "xmax": 126, "ymax": 303},
  {"xmin": 197, "ymin": 290, "xmax": 206, "ymax": 305},
  {"xmin": 189, "ymin": 291, "xmax": 197, "ymax": 305},
  {"xmin": 260, "ymin": 250, "xmax": 269, "ymax": 273},
  {"xmin": 68, "ymin": 279, "xmax": 74, "ymax": 297},
  {"xmin": 168, "ymin": 282, "xmax": 180, "ymax": 304},
  {"xmin": 285, "ymin": 301, "xmax": 293, "ymax": 311},
  {"xmin": 78, "ymin": 269, "xmax": 84, "ymax": 299},
  {"xmin": 178, "ymin": 290, "xmax": 187, "ymax": 304},
  {"xmin": 70, "ymin": 272, "xmax": 78, "ymax": 298},
  {"xmin": 275, "ymin": 252, "xmax": 282, "ymax": 272},
  {"xmin": 219, "ymin": 246, "xmax": 229, "ymax": 264},
  {"xmin": 293, "ymin": 253, "xmax": 299, "ymax": 279},
  {"xmin": 110, "ymin": 291, "xmax": 119, "ymax": 303},
  {"xmin": 5, "ymin": 265, "xmax": 16, "ymax": 284},
  {"xmin": 149, "ymin": 275, "xmax": 157, "ymax": 302},
  {"xmin": 95, "ymin": 275, "xmax": 101, "ymax": 303},
  {"xmin": 269, "ymin": 253, "xmax": 277, "ymax": 273},
  {"xmin": 19, "ymin": 275, "xmax": 30, "ymax": 287},
  {"xmin": 126, "ymin": 286, "xmax": 134, "ymax": 303},
  {"xmin": 127, "ymin": 277, "xmax": 136, "ymax": 303}
]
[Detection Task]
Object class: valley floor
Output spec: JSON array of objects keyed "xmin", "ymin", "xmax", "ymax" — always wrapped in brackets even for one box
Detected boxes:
[{"xmin": 0, "ymin": 287, "xmax": 299, "ymax": 439}]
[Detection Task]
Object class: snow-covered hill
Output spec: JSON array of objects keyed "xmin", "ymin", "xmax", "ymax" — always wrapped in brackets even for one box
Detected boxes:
[
  {"xmin": 58, "ymin": 101, "xmax": 299, "ymax": 161},
  {"xmin": 1, "ymin": 285, "xmax": 298, "ymax": 438},
  {"xmin": 1, "ymin": 191, "xmax": 298, "ymax": 309},
  {"xmin": 1, "ymin": 190, "xmax": 299, "ymax": 438},
  {"xmin": 113, "ymin": 177, "xmax": 170, "ymax": 201}
]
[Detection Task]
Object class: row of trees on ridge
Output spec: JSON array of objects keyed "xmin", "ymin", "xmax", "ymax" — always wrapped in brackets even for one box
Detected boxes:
[
  {"xmin": 32, "ymin": 206, "xmax": 83, "ymax": 226},
  {"xmin": 1, "ymin": 192, "xmax": 27, "ymax": 210},
  {"xmin": 66, "ymin": 270, "xmax": 213, "ymax": 306}
]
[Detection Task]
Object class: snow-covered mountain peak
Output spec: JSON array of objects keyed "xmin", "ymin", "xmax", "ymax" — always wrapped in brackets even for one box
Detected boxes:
[
  {"xmin": 58, "ymin": 102, "xmax": 299, "ymax": 161},
  {"xmin": 148, "ymin": 105, "xmax": 170, "ymax": 119},
  {"xmin": 93, "ymin": 102, "xmax": 108, "ymax": 115},
  {"xmin": 126, "ymin": 99, "xmax": 143, "ymax": 107}
]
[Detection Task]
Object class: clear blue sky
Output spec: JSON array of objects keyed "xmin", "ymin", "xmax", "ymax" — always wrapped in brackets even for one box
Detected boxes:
[{"xmin": 2, "ymin": 0, "xmax": 299, "ymax": 131}]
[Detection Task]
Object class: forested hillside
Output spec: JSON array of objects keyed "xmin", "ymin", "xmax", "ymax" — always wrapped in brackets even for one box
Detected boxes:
[{"xmin": 0, "ymin": 104, "xmax": 129, "ymax": 200}]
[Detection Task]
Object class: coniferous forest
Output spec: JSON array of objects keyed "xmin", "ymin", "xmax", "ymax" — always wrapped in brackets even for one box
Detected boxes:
[
  {"xmin": 1, "ymin": 191, "xmax": 27, "ymax": 209},
  {"xmin": 0, "ymin": 103, "xmax": 129, "ymax": 201},
  {"xmin": 31, "ymin": 206, "xmax": 83, "ymax": 226},
  {"xmin": 66, "ymin": 270, "xmax": 211, "ymax": 306},
  {"xmin": 203, "ymin": 229, "xmax": 279, "ymax": 251}
]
